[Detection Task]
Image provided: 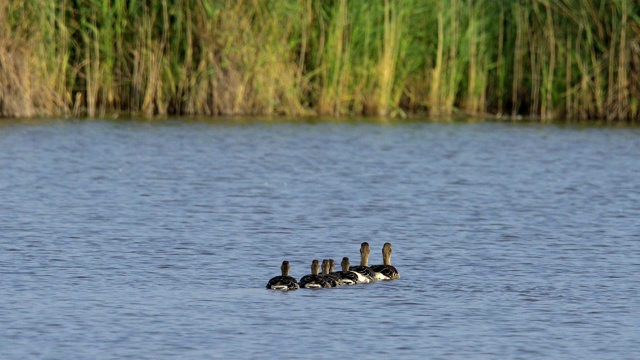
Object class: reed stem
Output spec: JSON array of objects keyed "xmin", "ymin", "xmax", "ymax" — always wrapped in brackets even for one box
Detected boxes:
[{"xmin": 1, "ymin": 0, "xmax": 638, "ymax": 121}]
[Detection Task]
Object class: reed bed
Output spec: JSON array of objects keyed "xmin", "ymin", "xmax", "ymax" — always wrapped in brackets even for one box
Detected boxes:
[{"xmin": 1, "ymin": 0, "xmax": 639, "ymax": 121}]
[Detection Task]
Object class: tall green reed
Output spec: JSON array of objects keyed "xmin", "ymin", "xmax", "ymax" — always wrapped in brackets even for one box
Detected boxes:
[{"xmin": 1, "ymin": 0, "xmax": 638, "ymax": 121}]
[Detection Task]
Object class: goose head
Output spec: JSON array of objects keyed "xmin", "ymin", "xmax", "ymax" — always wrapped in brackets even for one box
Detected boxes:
[
  {"xmin": 311, "ymin": 259, "xmax": 321, "ymax": 275},
  {"xmin": 341, "ymin": 257, "xmax": 351, "ymax": 272},
  {"xmin": 328, "ymin": 259, "xmax": 336, "ymax": 273},
  {"xmin": 360, "ymin": 242, "xmax": 371, "ymax": 266},
  {"xmin": 321, "ymin": 259, "xmax": 330, "ymax": 275},
  {"xmin": 382, "ymin": 242, "xmax": 393, "ymax": 265},
  {"xmin": 281, "ymin": 260, "xmax": 291, "ymax": 276}
]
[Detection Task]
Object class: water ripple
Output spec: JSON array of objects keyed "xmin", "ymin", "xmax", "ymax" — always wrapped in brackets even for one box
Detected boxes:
[{"xmin": 1, "ymin": 120, "xmax": 639, "ymax": 359}]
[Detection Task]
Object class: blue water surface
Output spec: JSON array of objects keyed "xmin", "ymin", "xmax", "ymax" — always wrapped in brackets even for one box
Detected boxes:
[{"xmin": 1, "ymin": 118, "xmax": 639, "ymax": 359}]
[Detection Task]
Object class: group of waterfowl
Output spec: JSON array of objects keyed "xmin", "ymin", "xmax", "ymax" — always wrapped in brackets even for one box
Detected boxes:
[{"xmin": 266, "ymin": 242, "xmax": 400, "ymax": 291}]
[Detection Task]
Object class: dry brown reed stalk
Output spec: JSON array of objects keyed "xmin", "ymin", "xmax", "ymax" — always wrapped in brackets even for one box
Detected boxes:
[
  {"xmin": 511, "ymin": 4, "xmax": 526, "ymax": 118},
  {"xmin": 630, "ymin": 22, "xmax": 640, "ymax": 122},
  {"xmin": 375, "ymin": 0, "xmax": 404, "ymax": 117},
  {"xmin": 613, "ymin": 0, "xmax": 630, "ymax": 121},
  {"xmin": 463, "ymin": 0, "xmax": 489, "ymax": 116},
  {"xmin": 428, "ymin": 8, "xmax": 445, "ymax": 116},
  {"xmin": 0, "ymin": 42, "xmax": 35, "ymax": 118},
  {"xmin": 0, "ymin": 1, "xmax": 67, "ymax": 118},
  {"xmin": 196, "ymin": 1, "xmax": 310, "ymax": 116},
  {"xmin": 542, "ymin": 2, "xmax": 557, "ymax": 121},
  {"xmin": 317, "ymin": 0, "xmax": 350, "ymax": 116},
  {"xmin": 496, "ymin": 4, "xmax": 505, "ymax": 116}
]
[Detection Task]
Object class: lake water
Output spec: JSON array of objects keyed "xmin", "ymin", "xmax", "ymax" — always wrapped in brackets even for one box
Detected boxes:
[{"xmin": 1, "ymin": 118, "xmax": 639, "ymax": 359}]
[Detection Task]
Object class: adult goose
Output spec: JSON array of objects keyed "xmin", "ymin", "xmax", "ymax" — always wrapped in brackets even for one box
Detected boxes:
[
  {"xmin": 299, "ymin": 259, "xmax": 330, "ymax": 289},
  {"xmin": 370, "ymin": 242, "xmax": 400, "ymax": 280},
  {"xmin": 266, "ymin": 261, "xmax": 300, "ymax": 291},
  {"xmin": 349, "ymin": 242, "xmax": 377, "ymax": 282},
  {"xmin": 332, "ymin": 257, "xmax": 361, "ymax": 285},
  {"xmin": 320, "ymin": 259, "xmax": 341, "ymax": 287}
]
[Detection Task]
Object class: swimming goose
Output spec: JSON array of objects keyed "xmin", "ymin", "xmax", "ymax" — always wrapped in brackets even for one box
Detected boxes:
[
  {"xmin": 349, "ymin": 242, "xmax": 377, "ymax": 282},
  {"xmin": 332, "ymin": 257, "xmax": 360, "ymax": 285},
  {"xmin": 299, "ymin": 259, "xmax": 330, "ymax": 289},
  {"xmin": 320, "ymin": 259, "xmax": 341, "ymax": 287},
  {"xmin": 370, "ymin": 242, "xmax": 400, "ymax": 280},
  {"xmin": 266, "ymin": 260, "xmax": 300, "ymax": 290}
]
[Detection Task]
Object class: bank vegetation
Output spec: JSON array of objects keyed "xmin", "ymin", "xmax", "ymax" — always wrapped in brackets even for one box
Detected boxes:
[{"xmin": 1, "ymin": 0, "xmax": 639, "ymax": 121}]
